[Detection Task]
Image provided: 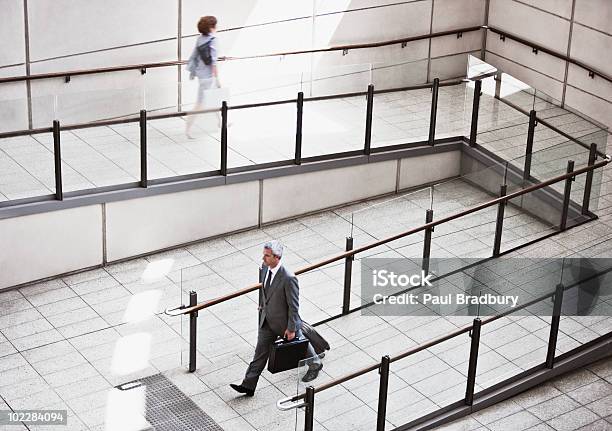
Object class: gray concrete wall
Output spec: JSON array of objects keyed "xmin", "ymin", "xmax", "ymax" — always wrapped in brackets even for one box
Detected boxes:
[
  {"xmin": 485, "ymin": 0, "xmax": 612, "ymax": 130},
  {"xmin": 1, "ymin": 0, "xmax": 487, "ymax": 132}
]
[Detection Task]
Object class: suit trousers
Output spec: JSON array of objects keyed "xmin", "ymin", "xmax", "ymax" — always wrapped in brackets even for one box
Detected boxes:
[{"xmin": 242, "ymin": 321, "xmax": 319, "ymax": 390}]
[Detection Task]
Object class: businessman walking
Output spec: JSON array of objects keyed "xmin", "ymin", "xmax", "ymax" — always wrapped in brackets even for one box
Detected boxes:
[{"xmin": 230, "ymin": 240, "xmax": 323, "ymax": 396}]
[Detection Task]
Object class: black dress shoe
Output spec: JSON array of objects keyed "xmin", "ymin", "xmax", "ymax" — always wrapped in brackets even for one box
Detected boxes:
[
  {"xmin": 230, "ymin": 383, "xmax": 254, "ymax": 396},
  {"xmin": 301, "ymin": 363, "xmax": 323, "ymax": 383}
]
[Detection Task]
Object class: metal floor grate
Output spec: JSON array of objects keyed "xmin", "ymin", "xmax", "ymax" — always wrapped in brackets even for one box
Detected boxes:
[{"xmin": 116, "ymin": 374, "xmax": 223, "ymax": 431}]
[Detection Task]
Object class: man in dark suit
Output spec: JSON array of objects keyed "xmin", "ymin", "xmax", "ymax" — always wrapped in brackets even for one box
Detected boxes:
[{"xmin": 230, "ymin": 240, "xmax": 323, "ymax": 396}]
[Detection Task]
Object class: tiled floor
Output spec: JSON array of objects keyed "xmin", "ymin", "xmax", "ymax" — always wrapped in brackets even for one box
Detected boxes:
[
  {"xmin": 439, "ymin": 355, "xmax": 612, "ymax": 431},
  {"xmin": 1, "ymin": 172, "xmax": 612, "ymax": 430},
  {"xmin": 0, "ymin": 83, "xmax": 606, "ymax": 202}
]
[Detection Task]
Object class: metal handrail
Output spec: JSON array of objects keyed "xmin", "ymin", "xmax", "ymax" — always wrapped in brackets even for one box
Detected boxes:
[
  {"xmin": 0, "ymin": 26, "xmax": 481, "ymax": 84},
  {"xmin": 2, "ymin": 25, "xmax": 609, "ymax": 91},
  {"xmin": 486, "ymin": 26, "xmax": 612, "ymax": 85},
  {"xmin": 165, "ymin": 155, "xmax": 610, "ymax": 317}
]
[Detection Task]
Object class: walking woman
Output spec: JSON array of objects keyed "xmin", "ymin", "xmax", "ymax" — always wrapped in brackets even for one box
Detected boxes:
[{"xmin": 185, "ymin": 15, "xmax": 220, "ymax": 138}]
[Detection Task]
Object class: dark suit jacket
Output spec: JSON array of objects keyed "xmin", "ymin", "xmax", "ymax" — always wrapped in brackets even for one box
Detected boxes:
[{"xmin": 259, "ymin": 264, "xmax": 302, "ymax": 336}]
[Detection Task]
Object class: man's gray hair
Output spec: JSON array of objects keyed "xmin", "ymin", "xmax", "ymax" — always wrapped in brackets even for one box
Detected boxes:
[{"xmin": 264, "ymin": 240, "xmax": 284, "ymax": 258}]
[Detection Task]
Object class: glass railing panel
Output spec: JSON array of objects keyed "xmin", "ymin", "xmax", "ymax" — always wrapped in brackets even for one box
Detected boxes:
[
  {"xmin": 301, "ymin": 93, "xmax": 367, "ymax": 158},
  {"xmin": 56, "ymin": 75, "xmax": 145, "ymax": 126},
  {"xmin": 308, "ymin": 61, "xmax": 372, "ymax": 98},
  {"xmin": 387, "ymin": 334, "xmax": 470, "ymax": 426},
  {"xmin": 371, "ymin": 87, "xmax": 431, "ymax": 148},
  {"xmin": 305, "ymin": 362, "xmax": 381, "ymax": 431},
  {"xmin": 0, "ymin": 129, "xmax": 56, "ymax": 201},
  {"xmin": 214, "ymin": 57, "xmax": 306, "ymax": 105},
  {"xmin": 556, "ymin": 243, "xmax": 612, "ymax": 355},
  {"xmin": 58, "ymin": 124, "xmax": 140, "ymax": 193},
  {"xmin": 498, "ymin": 73, "xmax": 537, "ymax": 112},
  {"xmin": 145, "ymin": 115, "xmax": 220, "ymax": 180},
  {"xmin": 431, "ymin": 164, "xmax": 506, "ymax": 263},
  {"xmin": 475, "ymin": 316, "xmax": 549, "ymax": 390},
  {"xmin": 435, "ymin": 82, "xmax": 473, "ymax": 140},
  {"xmin": 0, "ymin": 90, "xmax": 32, "ymax": 133},
  {"xmin": 226, "ymin": 103, "xmax": 297, "ymax": 167},
  {"xmin": 499, "ymin": 179, "xmax": 560, "ymax": 253}
]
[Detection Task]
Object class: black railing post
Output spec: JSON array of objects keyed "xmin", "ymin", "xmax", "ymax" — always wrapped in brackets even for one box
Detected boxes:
[
  {"xmin": 560, "ymin": 160, "xmax": 575, "ymax": 231},
  {"xmin": 295, "ymin": 91, "xmax": 304, "ymax": 165},
  {"xmin": 139, "ymin": 109, "xmax": 148, "ymax": 188},
  {"xmin": 189, "ymin": 291, "xmax": 198, "ymax": 372},
  {"xmin": 546, "ymin": 283, "xmax": 564, "ymax": 369},
  {"xmin": 582, "ymin": 143, "xmax": 598, "ymax": 215},
  {"xmin": 304, "ymin": 386, "xmax": 315, "ymax": 431},
  {"xmin": 422, "ymin": 209, "xmax": 434, "ymax": 275},
  {"xmin": 493, "ymin": 184, "xmax": 507, "ymax": 257},
  {"xmin": 428, "ymin": 78, "xmax": 439, "ymax": 146},
  {"xmin": 342, "ymin": 237, "xmax": 354, "ymax": 315},
  {"xmin": 523, "ymin": 110, "xmax": 537, "ymax": 181},
  {"xmin": 465, "ymin": 318, "xmax": 482, "ymax": 406},
  {"xmin": 376, "ymin": 355, "xmax": 391, "ymax": 431},
  {"xmin": 469, "ymin": 79, "xmax": 482, "ymax": 147},
  {"xmin": 221, "ymin": 101, "xmax": 228, "ymax": 176},
  {"xmin": 52, "ymin": 120, "xmax": 63, "ymax": 201},
  {"xmin": 494, "ymin": 70, "xmax": 502, "ymax": 99},
  {"xmin": 364, "ymin": 84, "xmax": 374, "ymax": 155}
]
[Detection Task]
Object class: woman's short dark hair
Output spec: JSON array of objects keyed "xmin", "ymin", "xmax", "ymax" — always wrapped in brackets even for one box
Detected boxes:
[{"xmin": 198, "ymin": 16, "xmax": 217, "ymax": 35}]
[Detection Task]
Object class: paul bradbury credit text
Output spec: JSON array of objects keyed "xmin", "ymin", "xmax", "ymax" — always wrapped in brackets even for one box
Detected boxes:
[{"xmin": 372, "ymin": 292, "xmax": 519, "ymax": 308}]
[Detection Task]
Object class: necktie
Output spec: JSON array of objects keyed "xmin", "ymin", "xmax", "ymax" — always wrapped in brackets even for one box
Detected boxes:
[{"xmin": 264, "ymin": 270, "xmax": 272, "ymax": 294}]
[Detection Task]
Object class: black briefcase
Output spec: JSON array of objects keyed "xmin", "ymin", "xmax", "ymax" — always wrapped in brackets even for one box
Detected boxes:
[{"xmin": 267, "ymin": 337, "xmax": 310, "ymax": 373}]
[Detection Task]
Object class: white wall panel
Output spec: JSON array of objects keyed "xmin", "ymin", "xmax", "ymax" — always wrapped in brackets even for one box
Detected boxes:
[
  {"xmin": 574, "ymin": 0, "xmax": 612, "ymax": 35},
  {"xmin": 516, "ymin": 0, "xmax": 573, "ymax": 19},
  {"xmin": 262, "ymin": 161, "xmax": 397, "ymax": 223},
  {"xmin": 431, "ymin": 31, "xmax": 482, "ymax": 58},
  {"xmin": 432, "ymin": 0, "xmax": 486, "ymax": 32},
  {"xmin": 570, "ymin": 24, "xmax": 612, "ymax": 79},
  {"xmin": 566, "ymin": 64, "xmax": 612, "ymax": 105},
  {"xmin": 485, "ymin": 51, "xmax": 564, "ymax": 100},
  {"xmin": 0, "ymin": 205, "xmax": 103, "ymax": 289},
  {"xmin": 399, "ymin": 150, "xmax": 461, "ymax": 189},
  {"xmin": 564, "ymin": 86, "xmax": 612, "ymax": 130},
  {"xmin": 430, "ymin": 52, "xmax": 478, "ymax": 80},
  {"xmin": 0, "ymin": 65, "xmax": 29, "ymax": 132},
  {"xmin": 105, "ymin": 182, "xmax": 260, "ymax": 261},
  {"xmin": 315, "ymin": 0, "xmax": 427, "ymax": 15},
  {"xmin": 182, "ymin": 0, "xmax": 312, "ymax": 36},
  {"xmin": 27, "ymin": 0, "xmax": 178, "ymax": 61},
  {"xmin": 373, "ymin": 59, "xmax": 429, "ymax": 88},
  {"xmin": 486, "ymin": 32, "xmax": 567, "ymax": 81},
  {"xmin": 489, "ymin": 0, "xmax": 570, "ymax": 53},
  {"xmin": 0, "ymin": 0, "xmax": 25, "ymax": 67},
  {"xmin": 315, "ymin": 1, "xmax": 432, "ymax": 46}
]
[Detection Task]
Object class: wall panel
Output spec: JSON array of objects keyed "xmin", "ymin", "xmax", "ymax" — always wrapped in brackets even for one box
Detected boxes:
[
  {"xmin": 27, "ymin": 0, "xmax": 177, "ymax": 61},
  {"xmin": 488, "ymin": 0, "xmax": 570, "ymax": 53},
  {"xmin": 574, "ymin": 0, "xmax": 612, "ymax": 35},
  {"xmin": 570, "ymin": 24, "xmax": 612, "ymax": 79},
  {"xmin": 0, "ymin": 205, "xmax": 103, "ymax": 289},
  {"xmin": 105, "ymin": 181, "xmax": 260, "ymax": 261},
  {"xmin": 262, "ymin": 161, "xmax": 397, "ymax": 223},
  {"xmin": 432, "ymin": 0, "xmax": 485, "ymax": 32},
  {"xmin": 0, "ymin": 0, "xmax": 26, "ymax": 67}
]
